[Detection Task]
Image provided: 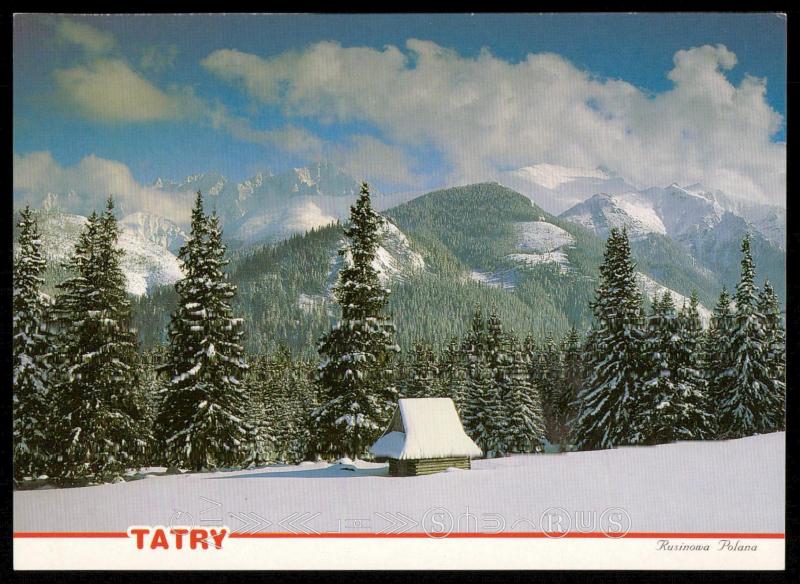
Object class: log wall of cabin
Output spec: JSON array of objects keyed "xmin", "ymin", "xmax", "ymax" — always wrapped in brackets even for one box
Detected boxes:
[{"xmin": 388, "ymin": 457, "xmax": 471, "ymax": 477}]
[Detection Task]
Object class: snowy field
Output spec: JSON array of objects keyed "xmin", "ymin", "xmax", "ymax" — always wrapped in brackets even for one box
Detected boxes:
[{"xmin": 14, "ymin": 433, "xmax": 784, "ymax": 534}]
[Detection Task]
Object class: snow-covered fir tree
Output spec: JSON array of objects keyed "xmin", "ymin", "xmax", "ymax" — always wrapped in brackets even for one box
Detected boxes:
[
  {"xmin": 705, "ymin": 286, "xmax": 735, "ymax": 434},
  {"xmin": 637, "ymin": 292, "xmax": 714, "ymax": 445},
  {"xmin": 757, "ymin": 280, "xmax": 785, "ymax": 431},
  {"xmin": 461, "ymin": 305, "xmax": 490, "ymax": 449},
  {"xmin": 572, "ymin": 228, "xmax": 644, "ymax": 450},
  {"xmin": 463, "ymin": 362, "xmax": 497, "ymax": 455},
  {"xmin": 249, "ymin": 345, "xmax": 317, "ymax": 464},
  {"xmin": 312, "ymin": 182, "xmax": 399, "ymax": 459},
  {"xmin": 156, "ymin": 194, "xmax": 250, "ymax": 471},
  {"xmin": 51, "ymin": 198, "xmax": 147, "ymax": 482},
  {"xmin": 403, "ymin": 341, "xmax": 443, "ymax": 398},
  {"xmin": 559, "ymin": 327, "xmax": 583, "ymax": 447},
  {"xmin": 717, "ymin": 236, "xmax": 778, "ymax": 439},
  {"xmin": 537, "ymin": 334, "xmax": 563, "ymax": 444},
  {"xmin": 13, "ymin": 206, "xmax": 52, "ymax": 481},
  {"xmin": 678, "ymin": 292, "xmax": 716, "ymax": 439},
  {"xmin": 440, "ymin": 335, "xmax": 469, "ymax": 413},
  {"xmin": 138, "ymin": 348, "xmax": 166, "ymax": 465},
  {"xmin": 244, "ymin": 353, "xmax": 277, "ymax": 466},
  {"xmin": 283, "ymin": 356, "xmax": 318, "ymax": 462},
  {"xmin": 499, "ymin": 347, "xmax": 546, "ymax": 454},
  {"xmin": 462, "ymin": 304, "xmax": 488, "ymax": 376},
  {"xmin": 481, "ymin": 310, "xmax": 513, "ymax": 455}
]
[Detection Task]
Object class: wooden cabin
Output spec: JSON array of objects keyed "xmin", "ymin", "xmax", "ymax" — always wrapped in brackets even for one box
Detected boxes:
[{"xmin": 370, "ymin": 398, "xmax": 482, "ymax": 476}]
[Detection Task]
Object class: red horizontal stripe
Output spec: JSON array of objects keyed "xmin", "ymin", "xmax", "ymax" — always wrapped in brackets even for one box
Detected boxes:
[
  {"xmin": 13, "ymin": 531, "xmax": 785, "ymax": 540},
  {"xmin": 14, "ymin": 532, "xmax": 129, "ymax": 538}
]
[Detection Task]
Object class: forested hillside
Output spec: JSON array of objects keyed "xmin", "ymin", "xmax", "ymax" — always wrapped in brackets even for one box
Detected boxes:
[{"xmin": 127, "ymin": 182, "xmax": 755, "ymax": 355}]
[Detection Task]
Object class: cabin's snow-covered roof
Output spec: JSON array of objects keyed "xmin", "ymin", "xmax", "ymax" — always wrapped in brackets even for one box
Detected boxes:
[{"xmin": 370, "ymin": 398, "xmax": 482, "ymax": 460}]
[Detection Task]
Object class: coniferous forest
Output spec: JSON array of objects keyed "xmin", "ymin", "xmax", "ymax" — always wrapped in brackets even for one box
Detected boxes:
[{"xmin": 12, "ymin": 184, "xmax": 786, "ymax": 486}]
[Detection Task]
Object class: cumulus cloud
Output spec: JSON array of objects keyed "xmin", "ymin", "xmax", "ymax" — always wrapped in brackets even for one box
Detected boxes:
[
  {"xmin": 13, "ymin": 151, "xmax": 194, "ymax": 224},
  {"xmin": 55, "ymin": 17, "xmax": 115, "ymax": 54},
  {"xmin": 52, "ymin": 51, "xmax": 317, "ymax": 157},
  {"xmin": 202, "ymin": 40, "xmax": 786, "ymax": 206},
  {"xmin": 54, "ymin": 58, "xmax": 206, "ymax": 122}
]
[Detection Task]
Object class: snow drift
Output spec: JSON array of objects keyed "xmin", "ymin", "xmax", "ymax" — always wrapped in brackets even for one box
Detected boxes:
[{"xmin": 14, "ymin": 432, "xmax": 783, "ymax": 534}]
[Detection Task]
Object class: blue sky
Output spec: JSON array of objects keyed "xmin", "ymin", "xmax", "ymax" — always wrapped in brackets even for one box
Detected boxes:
[{"xmin": 13, "ymin": 13, "xmax": 787, "ymax": 209}]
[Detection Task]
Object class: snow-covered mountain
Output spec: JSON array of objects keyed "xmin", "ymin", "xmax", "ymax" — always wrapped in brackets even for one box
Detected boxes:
[
  {"xmin": 559, "ymin": 183, "xmax": 785, "ymax": 249},
  {"xmin": 118, "ymin": 212, "xmax": 188, "ymax": 254},
  {"xmin": 498, "ymin": 163, "xmax": 639, "ymax": 215},
  {"xmin": 149, "ymin": 161, "xmax": 367, "ymax": 244},
  {"xmin": 25, "ymin": 210, "xmax": 183, "ymax": 297}
]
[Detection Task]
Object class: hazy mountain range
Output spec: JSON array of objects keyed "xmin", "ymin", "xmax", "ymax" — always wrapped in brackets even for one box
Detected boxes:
[{"xmin": 14, "ymin": 162, "xmax": 785, "ymax": 352}]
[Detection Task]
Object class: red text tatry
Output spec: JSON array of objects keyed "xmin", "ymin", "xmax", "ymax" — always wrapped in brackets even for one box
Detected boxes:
[{"xmin": 128, "ymin": 527, "xmax": 228, "ymax": 550}]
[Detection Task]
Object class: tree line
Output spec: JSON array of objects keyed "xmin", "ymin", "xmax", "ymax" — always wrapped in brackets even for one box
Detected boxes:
[{"xmin": 13, "ymin": 184, "xmax": 785, "ymax": 485}]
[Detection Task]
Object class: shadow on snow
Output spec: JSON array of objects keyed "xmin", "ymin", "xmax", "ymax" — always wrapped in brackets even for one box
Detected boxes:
[{"xmin": 209, "ymin": 464, "xmax": 390, "ymax": 480}]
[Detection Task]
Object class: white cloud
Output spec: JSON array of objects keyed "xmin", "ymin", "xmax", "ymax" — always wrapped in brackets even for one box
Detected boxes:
[
  {"xmin": 329, "ymin": 135, "xmax": 422, "ymax": 189},
  {"xmin": 54, "ymin": 58, "xmax": 203, "ymax": 122},
  {"xmin": 52, "ymin": 54, "xmax": 318, "ymax": 158},
  {"xmin": 202, "ymin": 40, "xmax": 786, "ymax": 207},
  {"xmin": 55, "ymin": 17, "xmax": 115, "ymax": 54},
  {"xmin": 13, "ymin": 151, "xmax": 194, "ymax": 224}
]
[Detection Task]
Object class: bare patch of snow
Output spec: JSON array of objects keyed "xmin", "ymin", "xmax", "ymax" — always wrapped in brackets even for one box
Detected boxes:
[
  {"xmin": 513, "ymin": 221, "xmax": 575, "ymax": 253},
  {"xmin": 298, "ymin": 293, "xmax": 327, "ymax": 314},
  {"xmin": 469, "ymin": 269, "xmax": 516, "ymax": 290},
  {"xmin": 506, "ymin": 251, "xmax": 572, "ymax": 273}
]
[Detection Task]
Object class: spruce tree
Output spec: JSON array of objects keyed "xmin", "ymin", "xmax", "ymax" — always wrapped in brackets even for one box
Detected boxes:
[
  {"xmin": 51, "ymin": 198, "xmax": 146, "ymax": 482},
  {"xmin": 13, "ymin": 206, "xmax": 52, "ymax": 481},
  {"xmin": 757, "ymin": 281, "xmax": 785, "ymax": 431},
  {"xmin": 678, "ymin": 293, "xmax": 716, "ymax": 439},
  {"xmin": 573, "ymin": 228, "xmax": 644, "ymax": 450},
  {"xmin": 482, "ymin": 310, "xmax": 512, "ymax": 455},
  {"xmin": 559, "ymin": 327, "xmax": 583, "ymax": 448},
  {"xmin": 537, "ymin": 335, "xmax": 563, "ymax": 444},
  {"xmin": 638, "ymin": 292, "xmax": 713, "ymax": 445},
  {"xmin": 461, "ymin": 305, "xmax": 490, "ymax": 450},
  {"xmin": 500, "ymin": 347, "xmax": 546, "ymax": 454},
  {"xmin": 717, "ymin": 236, "xmax": 777, "ymax": 439},
  {"xmin": 440, "ymin": 335, "xmax": 470, "ymax": 413},
  {"xmin": 403, "ymin": 341, "xmax": 441, "ymax": 398},
  {"xmin": 705, "ymin": 286, "xmax": 735, "ymax": 433},
  {"xmin": 286, "ymin": 356, "xmax": 318, "ymax": 462},
  {"xmin": 156, "ymin": 194, "xmax": 250, "ymax": 470},
  {"xmin": 245, "ymin": 353, "xmax": 276, "ymax": 466},
  {"xmin": 312, "ymin": 182, "xmax": 399, "ymax": 459}
]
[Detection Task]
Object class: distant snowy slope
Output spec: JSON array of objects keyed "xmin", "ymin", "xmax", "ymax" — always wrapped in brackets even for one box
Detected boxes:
[
  {"xmin": 560, "ymin": 182, "xmax": 783, "ymax": 248},
  {"xmin": 28, "ymin": 210, "xmax": 182, "ymax": 297},
  {"xmin": 559, "ymin": 192, "xmax": 668, "ymax": 239},
  {"xmin": 327, "ymin": 218, "xmax": 426, "ymax": 291},
  {"xmin": 635, "ymin": 272, "xmax": 712, "ymax": 324},
  {"xmin": 505, "ymin": 221, "xmax": 575, "ymax": 274},
  {"xmin": 119, "ymin": 211, "xmax": 188, "ymax": 253},
  {"xmin": 513, "ymin": 221, "xmax": 575, "ymax": 253},
  {"xmin": 14, "ymin": 432, "xmax": 784, "ymax": 533}
]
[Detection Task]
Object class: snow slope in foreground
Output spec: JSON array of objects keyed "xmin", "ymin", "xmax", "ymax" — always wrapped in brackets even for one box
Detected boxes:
[{"xmin": 13, "ymin": 432, "xmax": 784, "ymax": 534}]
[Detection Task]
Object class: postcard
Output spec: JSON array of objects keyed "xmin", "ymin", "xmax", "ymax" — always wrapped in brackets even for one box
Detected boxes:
[{"xmin": 12, "ymin": 13, "xmax": 786, "ymax": 570}]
